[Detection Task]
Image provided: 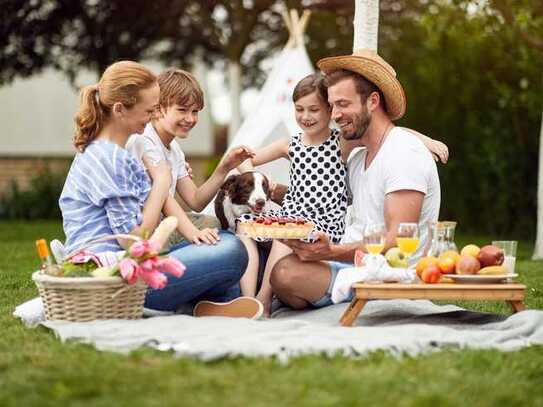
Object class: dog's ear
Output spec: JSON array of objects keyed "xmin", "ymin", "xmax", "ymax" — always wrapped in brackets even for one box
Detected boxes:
[
  {"xmin": 221, "ymin": 174, "xmax": 238, "ymax": 195},
  {"xmin": 224, "ymin": 174, "xmax": 239, "ymax": 196},
  {"xmin": 261, "ymin": 174, "xmax": 271, "ymax": 199}
]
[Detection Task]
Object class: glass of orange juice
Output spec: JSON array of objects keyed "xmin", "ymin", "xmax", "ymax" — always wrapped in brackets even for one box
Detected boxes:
[
  {"xmin": 363, "ymin": 223, "xmax": 387, "ymax": 255},
  {"xmin": 396, "ymin": 222, "xmax": 420, "ymax": 260}
]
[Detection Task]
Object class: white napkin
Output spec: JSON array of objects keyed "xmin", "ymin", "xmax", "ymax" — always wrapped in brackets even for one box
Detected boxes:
[
  {"xmin": 331, "ymin": 254, "xmax": 417, "ymax": 304},
  {"xmin": 13, "ymin": 297, "xmax": 44, "ymax": 327}
]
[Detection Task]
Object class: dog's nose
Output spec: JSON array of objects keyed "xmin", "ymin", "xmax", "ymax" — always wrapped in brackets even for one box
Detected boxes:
[{"xmin": 255, "ymin": 199, "xmax": 265, "ymax": 208}]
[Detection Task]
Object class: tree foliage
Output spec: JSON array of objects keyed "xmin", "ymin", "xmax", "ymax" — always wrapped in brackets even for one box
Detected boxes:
[
  {"xmin": 1, "ymin": 0, "xmax": 542, "ymax": 237},
  {"xmin": 0, "ymin": 0, "xmax": 196, "ymax": 84},
  {"xmin": 385, "ymin": 1, "xmax": 542, "ymax": 237}
]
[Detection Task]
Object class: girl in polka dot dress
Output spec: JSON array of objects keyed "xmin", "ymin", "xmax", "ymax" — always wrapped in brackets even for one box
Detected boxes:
[{"xmin": 237, "ymin": 74, "xmax": 448, "ymax": 316}]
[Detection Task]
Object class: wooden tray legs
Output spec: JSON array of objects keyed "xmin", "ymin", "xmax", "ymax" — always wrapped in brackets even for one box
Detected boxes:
[
  {"xmin": 340, "ymin": 298, "xmax": 367, "ymax": 327},
  {"xmin": 340, "ymin": 299, "xmax": 526, "ymax": 327},
  {"xmin": 507, "ymin": 300, "xmax": 526, "ymax": 313}
]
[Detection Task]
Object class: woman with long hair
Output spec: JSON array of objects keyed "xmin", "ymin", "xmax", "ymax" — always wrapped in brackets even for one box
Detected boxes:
[{"xmin": 60, "ymin": 61, "xmax": 261, "ymax": 318}]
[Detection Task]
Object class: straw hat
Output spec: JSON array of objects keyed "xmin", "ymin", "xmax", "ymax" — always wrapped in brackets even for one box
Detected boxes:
[{"xmin": 317, "ymin": 49, "xmax": 406, "ymax": 121}]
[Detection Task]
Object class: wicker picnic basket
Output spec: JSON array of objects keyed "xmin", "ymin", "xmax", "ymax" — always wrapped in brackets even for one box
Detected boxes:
[{"xmin": 32, "ymin": 234, "xmax": 147, "ymax": 322}]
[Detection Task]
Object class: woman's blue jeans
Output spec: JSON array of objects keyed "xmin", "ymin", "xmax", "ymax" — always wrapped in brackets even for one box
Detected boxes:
[{"xmin": 144, "ymin": 231, "xmax": 248, "ymax": 311}]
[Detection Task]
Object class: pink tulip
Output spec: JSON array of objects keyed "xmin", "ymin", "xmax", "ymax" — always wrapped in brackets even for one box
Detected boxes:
[
  {"xmin": 118, "ymin": 258, "xmax": 140, "ymax": 285},
  {"xmin": 157, "ymin": 257, "xmax": 185, "ymax": 278},
  {"xmin": 142, "ymin": 270, "xmax": 168, "ymax": 290},
  {"xmin": 129, "ymin": 240, "xmax": 161, "ymax": 258},
  {"xmin": 139, "ymin": 257, "xmax": 160, "ymax": 274}
]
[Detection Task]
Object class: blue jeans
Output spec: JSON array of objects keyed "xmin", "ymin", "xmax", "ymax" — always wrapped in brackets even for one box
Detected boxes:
[{"xmin": 144, "ymin": 231, "xmax": 248, "ymax": 311}]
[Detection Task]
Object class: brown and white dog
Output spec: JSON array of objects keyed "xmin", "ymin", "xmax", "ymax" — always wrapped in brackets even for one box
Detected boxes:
[{"xmin": 215, "ymin": 171, "xmax": 271, "ymax": 231}]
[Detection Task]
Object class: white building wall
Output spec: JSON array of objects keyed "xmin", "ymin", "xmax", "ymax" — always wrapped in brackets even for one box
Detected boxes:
[{"xmin": 0, "ymin": 63, "xmax": 214, "ymax": 157}]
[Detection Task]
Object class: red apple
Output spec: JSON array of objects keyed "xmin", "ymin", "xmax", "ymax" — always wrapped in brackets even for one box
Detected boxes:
[
  {"xmin": 477, "ymin": 245, "xmax": 504, "ymax": 267},
  {"xmin": 421, "ymin": 265, "xmax": 441, "ymax": 284},
  {"xmin": 456, "ymin": 255, "xmax": 481, "ymax": 275}
]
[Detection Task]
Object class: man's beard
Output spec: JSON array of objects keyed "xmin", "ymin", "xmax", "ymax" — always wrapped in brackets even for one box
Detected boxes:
[{"xmin": 340, "ymin": 108, "xmax": 371, "ymax": 141}]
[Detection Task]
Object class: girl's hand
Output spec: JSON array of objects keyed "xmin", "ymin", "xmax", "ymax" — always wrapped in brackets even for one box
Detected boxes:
[
  {"xmin": 255, "ymin": 291, "xmax": 273, "ymax": 318},
  {"xmin": 190, "ymin": 228, "xmax": 220, "ymax": 245},
  {"xmin": 427, "ymin": 139, "xmax": 449, "ymax": 164},
  {"xmin": 218, "ymin": 146, "xmax": 255, "ymax": 173}
]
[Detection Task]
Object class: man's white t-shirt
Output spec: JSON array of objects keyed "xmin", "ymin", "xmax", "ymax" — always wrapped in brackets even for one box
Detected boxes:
[
  {"xmin": 342, "ymin": 127, "xmax": 441, "ymax": 264},
  {"xmin": 126, "ymin": 123, "xmax": 189, "ymax": 197}
]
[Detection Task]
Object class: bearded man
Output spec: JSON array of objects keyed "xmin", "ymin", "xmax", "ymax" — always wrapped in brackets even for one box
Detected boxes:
[{"xmin": 270, "ymin": 50, "xmax": 441, "ymax": 310}]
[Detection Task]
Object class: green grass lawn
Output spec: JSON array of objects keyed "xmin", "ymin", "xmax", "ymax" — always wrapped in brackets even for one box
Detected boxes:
[{"xmin": 1, "ymin": 221, "xmax": 542, "ymax": 407}]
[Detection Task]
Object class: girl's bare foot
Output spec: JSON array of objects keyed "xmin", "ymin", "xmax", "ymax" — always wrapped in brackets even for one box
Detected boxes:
[{"xmin": 256, "ymin": 292, "xmax": 272, "ymax": 318}]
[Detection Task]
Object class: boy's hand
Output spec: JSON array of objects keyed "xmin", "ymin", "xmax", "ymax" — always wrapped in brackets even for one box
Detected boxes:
[
  {"xmin": 190, "ymin": 228, "xmax": 220, "ymax": 245},
  {"xmin": 218, "ymin": 146, "xmax": 255, "ymax": 173}
]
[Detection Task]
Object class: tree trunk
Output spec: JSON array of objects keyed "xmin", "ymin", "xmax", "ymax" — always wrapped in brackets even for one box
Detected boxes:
[
  {"xmin": 353, "ymin": 0, "xmax": 380, "ymax": 52},
  {"xmin": 228, "ymin": 60, "xmax": 242, "ymax": 143},
  {"xmin": 533, "ymin": 109, "xmax": 543, "ymax": 259}
]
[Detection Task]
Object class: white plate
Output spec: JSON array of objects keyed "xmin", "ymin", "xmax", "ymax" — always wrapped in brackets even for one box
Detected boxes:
[{"xmin": 445, "ymin": 273, "xmax": 518, "ymax": 284}]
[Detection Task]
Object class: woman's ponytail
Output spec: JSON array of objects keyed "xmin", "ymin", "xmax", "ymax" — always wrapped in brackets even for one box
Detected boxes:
[
  {"xmin": 74, "ymin": 84, "xmax": 104, "ymax": 152},
  {"xmin": 72, "ymin": 61, "xmax": 156, "ymax": 153}
]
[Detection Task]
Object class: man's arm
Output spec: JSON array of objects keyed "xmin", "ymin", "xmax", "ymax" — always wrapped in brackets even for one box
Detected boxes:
[
  {"xmin": 383, "ymin": 189, "xmax": 425, "ymax": 250},
  {"xmin": 281, "ymin": 189, "xmax": 425, "ymax": 263}
]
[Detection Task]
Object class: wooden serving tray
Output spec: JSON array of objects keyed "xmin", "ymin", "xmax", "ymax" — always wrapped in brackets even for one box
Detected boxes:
[{"xmin": 340, "ymin": 282, "xmax": 527, "ymax": 327}]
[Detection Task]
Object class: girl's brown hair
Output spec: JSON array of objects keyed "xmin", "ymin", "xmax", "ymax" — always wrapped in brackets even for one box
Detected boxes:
[
  {"xmin": 74, "ymin": 61, "xmax": 157, "ymax": 152},
  {"xmin": 292, "ymin": 73, "xmax": 329, "ymax": 106}
]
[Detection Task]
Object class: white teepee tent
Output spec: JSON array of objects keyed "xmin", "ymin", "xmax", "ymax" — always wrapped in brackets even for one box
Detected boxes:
[
  {"xmin": 227, "ymin": 9, "xmax": 313, "ymax": 186},
  {"xmin": 203, "ymin": 10, "xmax": 313, "ymax": 214}
]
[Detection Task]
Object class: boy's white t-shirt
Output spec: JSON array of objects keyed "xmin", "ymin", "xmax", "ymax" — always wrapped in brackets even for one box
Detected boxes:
[
  {"xmin": 126, "ymin": 123, "xmax": 189, "ymax": 197},
  {"xmin": 343, "ymin": 127, "xmax": 441, "ymax": 263}
]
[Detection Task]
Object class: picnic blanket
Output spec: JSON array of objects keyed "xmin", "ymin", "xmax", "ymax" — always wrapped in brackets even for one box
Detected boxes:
[{"xmin": 14, "ymin": 298, "xmax": 543, "ymax": 361}]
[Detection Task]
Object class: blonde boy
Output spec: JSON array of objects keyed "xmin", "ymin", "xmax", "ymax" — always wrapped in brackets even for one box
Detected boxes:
[{"xmin": 127, "ymin": 68, "xmax": 252, "ymax": 246}]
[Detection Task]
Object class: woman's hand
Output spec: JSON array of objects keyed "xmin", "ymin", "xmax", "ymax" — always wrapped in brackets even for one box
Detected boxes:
[
  {"xmin": 185, "ymin": 162, "xmax": 194, "ymax": 179},
  {"xmin": 427, "ymin": 139, "xmax": 449, "ymax": 164},
  {"xmin": 218, "ymin": 146, "xmax": 255, "ymax": 174},
  {"xmin": 190, "ymin": 228, "xmax": 220, "ymax": 245}
]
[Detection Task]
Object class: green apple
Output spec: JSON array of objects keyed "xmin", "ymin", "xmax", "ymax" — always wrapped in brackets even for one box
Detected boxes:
[{"xmin": 385, "ymin": 247, "xmax": 408, "ymax": 268}]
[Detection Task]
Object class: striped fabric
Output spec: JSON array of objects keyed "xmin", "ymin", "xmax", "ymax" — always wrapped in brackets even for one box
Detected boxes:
[{"xmin": 59, "ymin": 140, "xmax": 151, "ymax": 254}]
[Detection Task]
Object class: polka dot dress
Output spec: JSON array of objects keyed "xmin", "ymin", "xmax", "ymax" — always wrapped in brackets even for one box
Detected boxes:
[{"xmin": 240, "ymin": 129, "xmax": 349, "ymax": 243}]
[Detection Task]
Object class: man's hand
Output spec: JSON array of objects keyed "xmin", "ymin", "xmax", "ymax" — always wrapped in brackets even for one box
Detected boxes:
[
  {"xmin": 218, "ymin": 146, "xmax": 255, "ymax": 173},
  {"xmin": 280, "ymin": 231, "xmax": 334, "ymax": 262}
]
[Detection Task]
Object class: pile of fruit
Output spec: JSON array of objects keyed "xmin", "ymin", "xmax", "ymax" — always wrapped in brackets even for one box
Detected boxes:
[{"xmin": 416, "ymin": 244, "xmax": 506, "ymax": 284}]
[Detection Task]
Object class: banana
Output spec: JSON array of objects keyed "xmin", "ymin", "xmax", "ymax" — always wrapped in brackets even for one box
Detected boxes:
[{"xmin": 478, "ymin": 265, "xmax": 507, "ymax": 275}]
